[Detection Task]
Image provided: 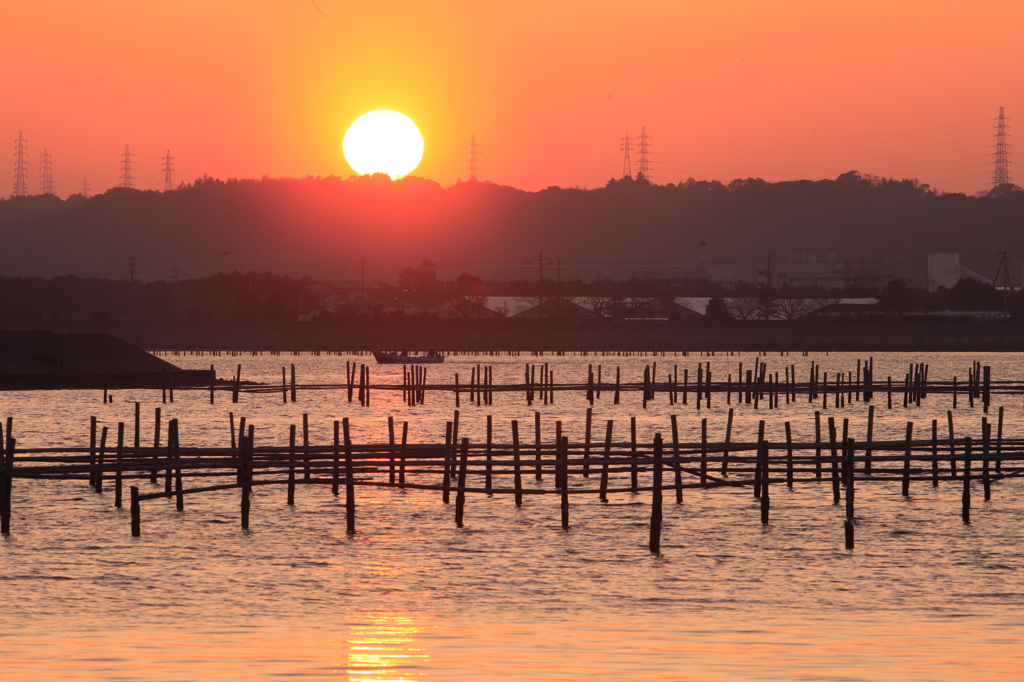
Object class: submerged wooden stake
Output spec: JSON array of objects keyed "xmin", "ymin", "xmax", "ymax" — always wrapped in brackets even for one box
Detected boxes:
[
  {"xmin": 130, "ymin": 486, "xmax": 140, "ymax": 537},
  {"xmin": 650, "ymin": 433, "xmax": 663, "ymax": 553}
]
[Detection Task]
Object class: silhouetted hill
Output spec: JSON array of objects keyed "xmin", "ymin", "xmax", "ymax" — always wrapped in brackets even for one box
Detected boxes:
[{"xmin": 2, "ymin": 172, "xmax": 1022, "ymax": 281}]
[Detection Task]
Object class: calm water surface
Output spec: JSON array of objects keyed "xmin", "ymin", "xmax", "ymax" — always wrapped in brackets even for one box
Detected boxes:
[{"xmin": 2, "ymin": 352, "xmax": 1023, "ymax": 680}]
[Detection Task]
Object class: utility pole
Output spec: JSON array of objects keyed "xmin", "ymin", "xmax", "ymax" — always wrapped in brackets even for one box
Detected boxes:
[
  {"xmin": 120, "ymin": 145, "xmax": 135, "ymax": 189},
  {"xmin": 620, "ymin": 132, "xmax": 632, "ymax": 179},
  {"xmin": 993, "ymin": 251, "xmax": 1015, "ymax": 312},
  {"xmin": 13, "ymin": 132, "xmax": 29, "ymax": 197},
  {"xmin": 40, "ymin": 148, "xmax": 55, "ymax": 195},
  {"xmin": 993, "ymin": 107, "xmax": 1011, "ymax": 189},
  {"xmin": 637, "ymin": 127, "xmax": 651, "ymax": 181},
  {"xmin": 162, "ymin": 150, "xmax": 175, "ymax": 192},
  {"xmin": 356, "ymin": 258, "xmax": 369, "ymax": 296},
  {"xmin": 82, "ymin": 177, "xmax": 91, "ymax": 198},
  {"xmin": 468, "ymin": 135, "xmax": 481, "ymax": 181}
]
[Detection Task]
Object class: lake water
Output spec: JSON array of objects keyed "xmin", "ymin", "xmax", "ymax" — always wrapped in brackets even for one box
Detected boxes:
[{"xmin": 2, "ymin": 352, "xmax": 1023, "ymax": 681}]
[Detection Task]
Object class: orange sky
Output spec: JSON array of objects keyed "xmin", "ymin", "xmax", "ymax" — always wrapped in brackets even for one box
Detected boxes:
[{"xmin": 4, "ymin": 0, "xmax": 1022, "ymax": 196}]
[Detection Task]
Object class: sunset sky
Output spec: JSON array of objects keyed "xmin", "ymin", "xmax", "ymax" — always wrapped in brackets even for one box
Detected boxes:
[{"xmin": 4, "ymin": 0, "xmax": 1022, "ymax": 197}]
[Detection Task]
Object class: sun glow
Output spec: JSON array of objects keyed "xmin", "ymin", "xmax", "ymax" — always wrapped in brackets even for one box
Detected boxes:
[{"xmin": 343, "ymin": 110, "xmax": 424, "ymax": 180}]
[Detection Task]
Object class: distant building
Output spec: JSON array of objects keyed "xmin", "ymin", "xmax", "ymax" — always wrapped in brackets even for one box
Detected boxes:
[
  {"xmin": 926, "ymin": 254, "xmax": 991, "ymax": 292},
  {"xmin": 437, "ymin": 257, "xmax": 905, "ymax": 291}
]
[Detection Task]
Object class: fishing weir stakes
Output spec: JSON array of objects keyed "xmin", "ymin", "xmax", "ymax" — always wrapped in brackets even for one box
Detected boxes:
[
  {"xmin": 2, "ymin": 408, "xmax": 1021, "ymax": 554},
  {"xmin": 141, "ymin": 357, "xmax": 1008, "ymax": 416}
]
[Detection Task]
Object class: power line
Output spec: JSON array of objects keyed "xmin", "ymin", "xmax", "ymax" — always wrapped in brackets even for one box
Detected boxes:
[
  {"xmin": 162, "ymin": 149, "xmax": 175, "ymax": 192},
  {"xmin": 120, "ymin": 144, "xmax": 135, "ymax": 189},
  {"xmin": 993, "ymin": 107, "xmax": 1011, "ymax": 188},
  {"xmin": 39, "ymin": 148, "xmax": 55, "ymax": 195},
  {"xmin": 13, "ymin": 132, "xmax": 29, "ymax": 197}
]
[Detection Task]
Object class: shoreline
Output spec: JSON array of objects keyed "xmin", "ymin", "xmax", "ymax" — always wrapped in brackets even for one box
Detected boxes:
[{"xmin": 5, "ymin": 319, "xmax": 1024, "ymax": 353}]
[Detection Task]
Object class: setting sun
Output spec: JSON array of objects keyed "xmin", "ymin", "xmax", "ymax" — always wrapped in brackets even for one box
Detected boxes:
[{"xmin": 343, "ymin": 110, "xmax": 424, "ymax": 180}]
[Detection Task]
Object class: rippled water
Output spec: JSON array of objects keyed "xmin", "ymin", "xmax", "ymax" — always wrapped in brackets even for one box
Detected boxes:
[{"xmin": 2, "ymin": 352, "xmax": 1023, "ymax": 680}]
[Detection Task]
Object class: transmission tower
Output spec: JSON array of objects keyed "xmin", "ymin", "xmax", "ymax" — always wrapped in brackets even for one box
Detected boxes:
[
  {"xmin": 467, "ymin": 135, "xmax": 481, "ymax": 181},
  {"xmin": 120, "ymin": 144, "xmax": 135, "ymax": 189},
  {"xmin": 993, "ymin": 107, "xmax": 1011, "ymax": 189},
  {"xmin": 13, "ymin": 131, "xmax": 29, "ymax": 197},
  {"xmin": 637, "ymin": 126, "xmax": 651, "ymax": 181},
  {"xmin": 621, "ymin": 132, "xmax": 632, "ymax": 179},
  {"xmin": 162, "ymin": 150, "xmax": 175, "ymax": 191},
  {"xmin": 81, "ymin": 176, "xmax": 91, "ymax": 198},
  {"xmin": 39, "ymin": 148, "xmax": 55, "ymax": 195}
]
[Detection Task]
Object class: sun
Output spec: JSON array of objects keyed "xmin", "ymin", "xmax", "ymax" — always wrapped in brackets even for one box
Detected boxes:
[{"xmin": 343, "ymin": 110, "xmax": 424, "ymax": 180}]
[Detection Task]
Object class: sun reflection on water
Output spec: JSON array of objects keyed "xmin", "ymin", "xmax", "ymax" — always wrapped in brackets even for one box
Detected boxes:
[{"xmin": 345, "ymin": 613, "xmax": 428, "ymax": 681}]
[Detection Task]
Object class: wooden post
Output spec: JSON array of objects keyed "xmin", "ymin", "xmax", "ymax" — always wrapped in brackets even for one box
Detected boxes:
[
  {"xmin": 864, "ymin": 405, "xmax": 874, "ymax": 474},
  {"xmin": 96, "ymin": 426, "xmax": 108, "ymax": 494},
  {"xmin": 130, "ymin": 486, "xmax": 140, "ymax": 537},
  {"xmin": 844, "ymin": 438, "xmax": 855, "ymax": 550},
  {"xmin": 344, "ymin": 417, "xmax": 356, "ymax": 534},
  {"xmin": 288, "ymin": 424, "xmax": 296, "ymax": 506},
  {"xmin": 650, "ymin": 433, "xmax": 663, "ymax": 553},
  {"xmin": 442, "ymin": 421, "xmax": 452, "ymax": 503},
  {"xmin": 332, "ymin": 420, "xmax": 340, "ymax": 496},
  {"xmin": 388, "ymin": 416, "xmax": 396, "ymax": 485},
  {"xmin": 485, "ymin": 415, "xmax": 493, "ymax": 495},
  {"xmin": 814, "ymin": 411, "xmax": 823, "ymax": 480},
  {"xmin": 599, "ymin": 420, "xmax": 614, "ymax": 502},
  {"xmin": 233, "ymin": 363, "xmax": 241, "ymax": 403},
  {"xmin": 534, "ymin": 411, "xmax": 543, "ymax": 481},
  {"xmin": 630, "ymin": 417, "xmax": 639, "ymax": 493},
  {"xmin": 947, "ymin": 410, "xmax": 958, "ymax": 477},
  {"xmin": 399, "ymin": 421, "xmax": 409, "ymax": 488},
  {"xmin": 759, "ymin": 439, "xmax": 770, "ymax": 526},
  {"xmin": 827, "ymin": 417, "xmax": 841, "ymax": 505},
  {"xmin": 902, "ymin": 421, "xmax": 913, "ymax": 497},
  {"xmin": 670, "ymin": 414, "xmax": 683, "ymax": 504},
  {"xmin": 614, "ymin": 366, "xmax": 621, "ymax": 404},
  {"xmin": 559, "ymin": 436, "xmax": 570, "ymax": 530},
  {"xmin": 240, "ymin": 433, "xmax": 250, "ymax": 530},
  {"xmin": 962, "ymin": 436, "xmax": 972, "ymax": 524},
  {"xmin": 172, "ymin": 420, "xmax": 184, "ymax": 512},
  {"xmin": 996, "ymin": 406, "xmax": 1004, "ymax": 474},
  {"xmin": 151, "ymin": 408, "xmax": 161, "ymax": 484},
  {"xmin": 699, "ymin": 418, "xmax": 708, "ymax": 485},
  {"xmin": 455, "ymin": 438, "xmax": 469, "ymax": 528},
  {"xmin": 291, "ymin": 363, "xmax": 297, "ymax": 402},
  {"xmin": 0, "ymin": 433, "xmax": 13, "ymax": 535},
  {"xmin": 583, "ymin": 407, "xmax": 592, "ymax": 477},
  {"xmin": 89, "ymin": 416, "xmax": 97, "ymax": 488},
  {"xmin": 282, "ymin": 367, "xmax": 288, "ymax": 403},
  {"xmin": 115, "ymin": 422, "xmax": 125, "ymax": 508},
  {"xmin": 722, "ymin": 408, "xmax": 733, "ymax": 475},
  {"xmin": 931, "ymin": 419, "xmax": 939, "ymax": 487},
  {"xmin": 511, "ymin": 419, "xmax": 523, "ymax": 507},
  {"xmin": 784, "ymin": 421, "xmax": 794, "ymax": 489},
  {"xmin": 982, "ymin": 419, "xmax": 992, "ymax": 502},
  {"xmin": 134, "ymin": 401, "xmax": 141, "ymax": 460},
  {"xmin": 982, "ymin": 365, "xmax": 991, "ymax": 413}
]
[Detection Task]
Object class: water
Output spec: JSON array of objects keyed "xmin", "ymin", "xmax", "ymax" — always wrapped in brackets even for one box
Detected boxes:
[{"xmin": 2, "ymin": 352, "xmax": 1023, "ymax": 680}]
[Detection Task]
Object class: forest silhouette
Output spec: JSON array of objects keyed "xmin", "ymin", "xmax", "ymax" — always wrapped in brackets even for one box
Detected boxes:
[{"xmin": 1, "ymin": 172, "xmax": 1022, "ymax": 283}]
